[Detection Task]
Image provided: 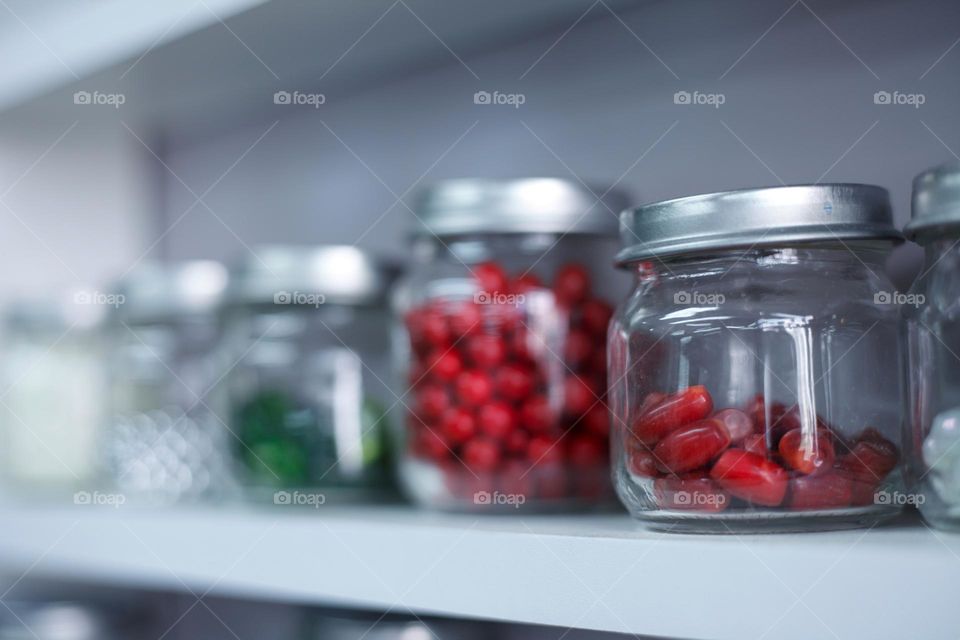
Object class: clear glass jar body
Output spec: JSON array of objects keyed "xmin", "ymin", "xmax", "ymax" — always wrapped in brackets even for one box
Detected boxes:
[
  {"xmin": 393, "ymin": 233, "xmax": 624, "ymax": 511},
  {"xmin": 0, "ymin": 319, "xmax": 104, "ymax": 496},
  {"xmin": 221, "ymin": 301, "xmax": 394, "ymax": 502},
  {"xmin": 905, "ymin": 237, "xmax": 960, "ymax": 530},
  {"xmin": 610, "ymin": 246, "xmax": 904, "ymax": 532},
  {"xmin": 102, "ymin": 314, "xmax": 234, "ymax": 504}
]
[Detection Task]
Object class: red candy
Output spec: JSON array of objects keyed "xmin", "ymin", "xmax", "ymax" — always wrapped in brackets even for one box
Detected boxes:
[
  {"xmin": 653, "ymin": 419, "xmax": 731, "ymax": 474},
  {"xmin": 778, "ymin": 428, "xmax": 835, "ymax": 475},
  {"xmin": 633, "ymin": 385, "xmax": 713, "ymax": 445},
  {"xmin": 710, "ymin": 449, "xmax": 789, "ymax": 507},
  {"xmin": 626, "ymin": 440, "xmax": 658, "ymax": 478},
  {"xmin": 404, "ymin": 260, "xmax": 613, "ymax": 505},
  {"xmin": 713, "ymin": 408, "xmax": 753, "ymax": 442},
  {"xmin": 787, "ymin": 472, "xmax": 853, "ymax": 510}
]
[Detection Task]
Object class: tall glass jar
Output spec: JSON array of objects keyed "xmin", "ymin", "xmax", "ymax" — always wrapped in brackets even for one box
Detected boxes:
[
  {"xmin": 101, "ymin": 261, "xmax": 234, "ymax": 504},
  {"xmin": 0, "ymin": 298, "xmax": 105, "ymax": 499},
  {"xmin": 610, "ymin": 184, "xmax": 905, "ymax": 532},
  {"xmin": 393, "ymin": 178, "xmax": 628, "ymax": 511},
  {"xmin": 221, "ymin": 246, "xmax": 399, "ymax": 503},
  {"xmin": 904, "ymin": 163, "xmax": 960, "ymax": 531}
]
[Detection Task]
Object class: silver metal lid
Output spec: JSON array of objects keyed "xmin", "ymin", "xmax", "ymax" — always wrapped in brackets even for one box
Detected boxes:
[
  {"xmin": 617, "ymin": 183, "xmax": 901, "ymax": 264},
  {"xmin": 907, "ymin": 162, "xmax": 960, "ymax": 241},
  {"xmin": 414, "ymin": 178, "xmax": 627, "ymax": 237},
  {"xmin": 112, "ymin": 260, "xmax": 229, "ymax": 323},
  {"xmin": 228, "ymin": 245, "xmax": 400, "ymax": 306}
]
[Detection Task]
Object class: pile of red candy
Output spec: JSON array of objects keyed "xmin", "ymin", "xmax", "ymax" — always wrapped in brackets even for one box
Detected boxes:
[
  {"xmin": 404, "ymin": 261, "xmax": 613, "ymax": 504},
  {"xmin": 626, "ymin": 386, "xmax": 900, "ymax": 512}
]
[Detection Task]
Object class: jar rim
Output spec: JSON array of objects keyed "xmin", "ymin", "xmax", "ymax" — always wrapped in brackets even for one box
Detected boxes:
[{"xmin": 907, "ymin": 161, "xmax": 960, "ymax": 242}]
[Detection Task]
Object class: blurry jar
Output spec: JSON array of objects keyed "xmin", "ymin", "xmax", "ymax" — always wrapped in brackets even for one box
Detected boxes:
[
  {"xmin": 101, "ymin": 261, "xmax": 233, "ymax": 504},
  {"xmin": 610, "ymin": 184, "xmax": 905, "ymax": 532},
  {"xmin": 0, "ymin": 601, "xmax": 144, "ymax": 640},
  {"xmin": 904, "ymin": 163, "xmax": 960, "ymax": 531},
  {"xmin": 303, "ymin": 611, "xmax": 485, "ymax": 640},
  {"xmin": 222, "ymin": 246, "xmax": 399, "ymax": 502},
  {"xmin": 393, "ymin": 178, "xmax": 628, "ymax": 511},
  {"xmin": 0, "ymin": 298, "xmax": 105, "ymax": 497}
]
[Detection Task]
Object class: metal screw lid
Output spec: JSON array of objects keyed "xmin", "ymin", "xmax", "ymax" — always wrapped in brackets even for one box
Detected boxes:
[
  {"xmin": 413, "ymin": 178, "xmax": 628, "ymax": 237},
  {"xmin": 111, "ymin": 260, "xmax": 228, "ymax": 323},
  {"xmin": 616, "ymin": 183, "xmax": 902, "ymax": 264},
  {"xmin": 906, "ymin": 162, "xmax": 960, "ymax": 242},
  {"xmin": 227, "ymin": 245, "xmax": 400, "ymax": 306}
]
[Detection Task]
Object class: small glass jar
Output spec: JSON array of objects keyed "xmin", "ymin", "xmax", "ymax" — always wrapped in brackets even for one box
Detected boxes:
[
  {"xmin": 611, "ymin": 184, "xmax": 905, "ymax": 532},
  {"xmin": 0, "ymin": 298, "xmax": 105, "ymax": 498},
  {"xmin": 393, "ymin": 178, "xmax": 628, "ymax": 511},
  {"xmin": 904, "ymin": 163, "xmax": 960, "ymax": 531},
  {"xmin": 101, "ymin": 261, "xmax": 234, "ymax": 504},
  {"xmin": 221, "ymin": 246, "xmax": 399, "ymax": 502}
]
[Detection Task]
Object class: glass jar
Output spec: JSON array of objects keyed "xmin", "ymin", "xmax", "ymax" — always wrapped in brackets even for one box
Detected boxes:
[
  {"xmin": 904, "ymin": 163, "xmax": 960, "ymax": 531},
  {"xmin": 0, "ymin": 298, "xmax": 105, "ymax": 498},
  {"xmin": 101, "ymin": 261, "xmax": 234, "ymax": 504},
  {"xmin": 221, "ymin": 246, "xmax": 399, "ymax": 503},
  {"xmin": 393, "ymin": 178, "xmax": 628, "ymax": 511},
  {"xmin": 611, "ymin": 184, "xmax": 905, "ymax": 532}
]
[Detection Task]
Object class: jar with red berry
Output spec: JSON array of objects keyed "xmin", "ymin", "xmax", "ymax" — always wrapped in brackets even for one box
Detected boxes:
[
  {"xmin": 394, "ymin": 178, "xmax": 629, "ymax": 510},
  {"xmin": 610, "ymin": 184, "xmax": 906, "ymax": 532}
]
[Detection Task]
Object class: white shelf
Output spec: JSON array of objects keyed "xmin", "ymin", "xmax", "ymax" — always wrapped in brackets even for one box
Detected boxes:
[{"xmin": 0, "ymin": 504, "xmax": 956, "ymax": 639}]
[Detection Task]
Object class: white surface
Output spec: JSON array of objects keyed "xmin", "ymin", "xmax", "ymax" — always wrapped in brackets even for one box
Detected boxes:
[{"xmin": 0, "ymin": 504, "xmax": 957, "ymax": 639}]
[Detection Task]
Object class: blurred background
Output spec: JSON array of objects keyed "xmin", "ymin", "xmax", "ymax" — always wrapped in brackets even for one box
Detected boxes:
[{"xmin": 0, "ymin": 0, "xmax": 958, "ymax": 638}]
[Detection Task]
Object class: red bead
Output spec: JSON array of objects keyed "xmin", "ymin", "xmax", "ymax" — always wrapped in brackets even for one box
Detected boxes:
[
  {"xmin": 440, "ymin": 408, "xmax": 476, "ymax": 444},
  {"xmin": 564, "ymin": 375, "xmax": 597, "ymax": 416},
  {"xmin": 505, "ymin": 429, "xmax": 530, "ymax": 455},
  {"xmin": 710, "ymin": 449, "xmax": 789, "ymax": 507},
  {"xmin": 416, "ymin": 384, "xmax": 449, "ymax": 420},
  {"xmin": 511, "ymin": 272, "xmax": 543, "ymax": 295},
  {"xmin": 426, "ymin": 349, "xmax": 462, "ymax": 382},
  {"xmin": 654, "ymin": 475, "xmax": 729, "ymax": 512},
  {"xmin": 564, "ymin": 329, "xmax": 593, "ymax": 369},
  {"xmin": 463, "ymin": 438, "xmax": 501, "ymax": 471},
  {"xmin": 580, "ymin": 298, "xmax": 613, "ymax": 336},
  {"xmin": 414, "ymin": 429, "xmax": 449, "ymax": 460},
  {"xmin": 836, "ymin": 438, "xmax": 898, "ymax": 485},
  {"xmin": 787, "ymin": 472, "xmax": 853, "ymax": 510},
  {"xmin": 454, "ymin": 370, "xmax": 493, "ymax": 407},
  {"xmin": 653, "ymin": 419, "xmax": 731, "ymax": 474},
  {"xmin": 474, "ymin": 261, "xmax": 509, "ymax": 295},
  {"xmin": 477, "ymin": 402, "xmax": 516, "ymax": 440},
  {"xmin": 741, "ymin": 433, "xmax": 768, "ymax": 457},
  {"xmin": 447, "ymin": 302, "xmax": 483, "ymax": 337},
  {"xmin": 495, "ymin": 364, "xmax": 535, "ymax": 401},
  {"xmin": 408, "ymin": 307, "xmax": 449, "ymax": 346},
  {"xmin": 778, "ymin": 428, "xmax": 836, "ymax": 476},
  {"xmin": 527, "ymin": 435, "xmax": 564, "ymax": 465},
  {"xmin": 713, "ymin": 408, "xmax": 753, "ymax": 442},
  {"xmin": 567, "ymin": 435, "xmax": 606, "ymax": 468},
  {"xmin": 583, "ymin": 405, "xmax": 609, "ymax": 437},
  {"xmin": 519, "ymin": 395, "xmax": 555, "ymax": 433},
  {"xmin": 465, "ymin": 334, "xmax": 506, "ymax": 368},
  {"xmin": 554, "ymin": 263, "xmax": 591, "ymax": 307},
  {"xmin": 633, "ymin": 386, "xmax": 713, "ymax": 445}
]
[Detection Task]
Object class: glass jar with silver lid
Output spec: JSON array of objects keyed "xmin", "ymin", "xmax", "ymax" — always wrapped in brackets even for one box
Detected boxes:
[
  {"xmin": 610, "ymin": 184, "xmax": 905, "ymax": 532},
  {"xmin": 393, "ymin": 178, "xmax": 629, "ymax": 511},
  {"xmin": 221, "ymin": 245, "xmax": 400, "ymax": 502},
  {"xmin": 101, "ymin": 260, "xmax": 234, "ymax": 505},
  {"xmin": 904, "ymin": 162, "xmax": 960, "ymax": 531}
]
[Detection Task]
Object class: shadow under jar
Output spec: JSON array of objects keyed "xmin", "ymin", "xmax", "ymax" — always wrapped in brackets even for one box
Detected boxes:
[
  {"xmin": 393, "ymin": 178, "xmax": 629, "ymax": 511},
  {"xmin": 221, "ymin": 246, "xmax": 400, "ymax": 503},
  {"xmin": 904, "ymin": 163, "xmax": 960, "ymax": 531},
  {"xmin": 610, "ymin": 184, "xmax": 906, "ymax": 533}
]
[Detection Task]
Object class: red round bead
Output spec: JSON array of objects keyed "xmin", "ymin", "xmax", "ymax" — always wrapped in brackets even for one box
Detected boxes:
[
  {"xmin": 478, "ymin": 402, "xmax": 517, "ymax": 440},
  {"xmin": 554, "ymin": 263, "xmax": 591, "ymax": 307},
  {"xmin": 455, "ymin": 370, "xmax": 493, "ymax": 407}
]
